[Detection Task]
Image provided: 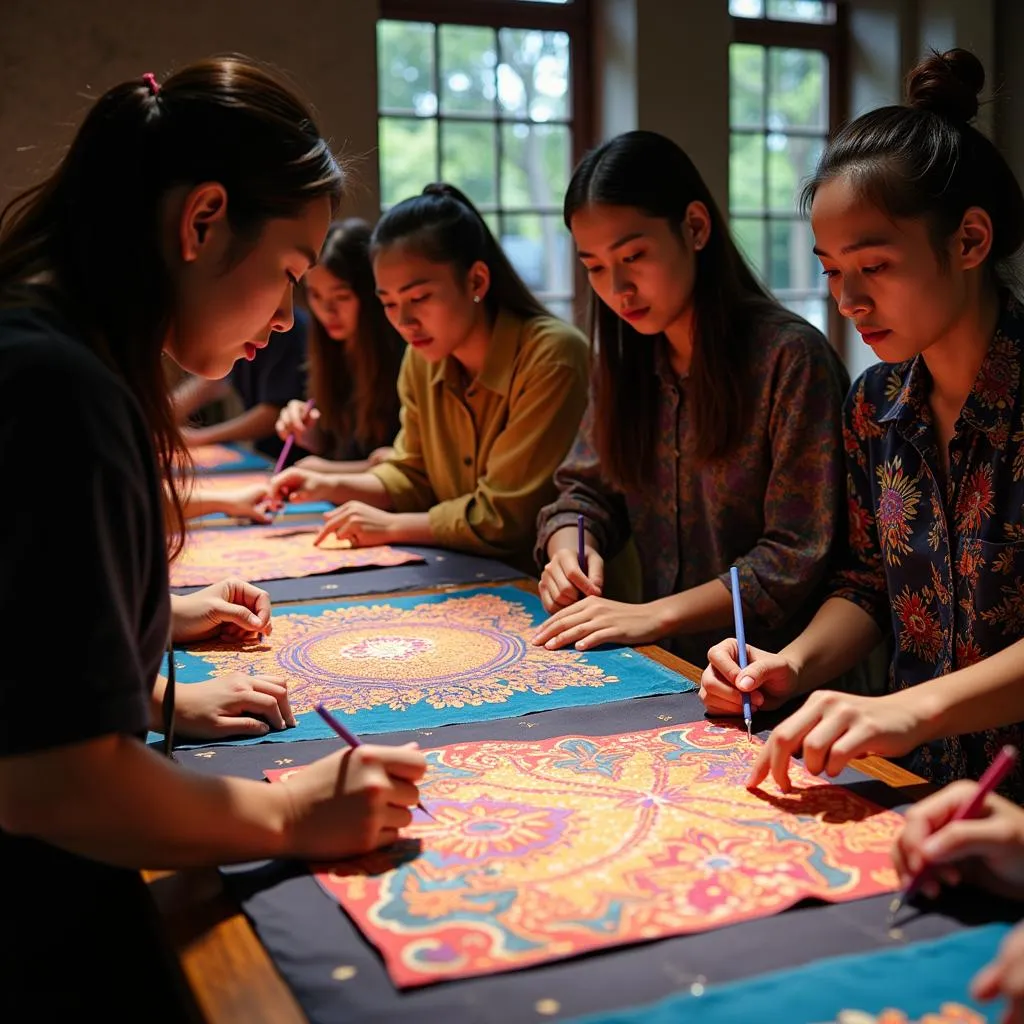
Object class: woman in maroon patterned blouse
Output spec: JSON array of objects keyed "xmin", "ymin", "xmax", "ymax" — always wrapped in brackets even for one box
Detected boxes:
[
  {"xmin": 532, "ymin": 130, "xmax": 850, "ymax": 668},
  {"xmin": 702, "ymin": 49, "xmax": 1024, "ymax": 800}
]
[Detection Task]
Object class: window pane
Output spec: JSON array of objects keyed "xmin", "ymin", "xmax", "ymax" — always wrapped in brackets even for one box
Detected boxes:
[
  {"xmin": 730, "ymin": 0, "xmax": 765, "ymax": 15},
  {"xmin": 439, "ymin": 24, "xmax": 497, "ymax": 116},
  {"xmin": 441, "ymin": 121, "xmax": 497, "ymax": 206},
  {"xmin": 768, "ymin": 218, "xmax": 823, "ymax": 292},
  {"xmin": 498, "ymin": 29, "xmax": 571, "ymax": 121},
  {"xmin": 766, "ymin": 0, "xmax": 836, "ymax": 24},
  {"xmin": 500, "ymin": 122, "xmax": 570, "ymax": 209},
  {"xmin": 731, "ymin": 217, "xmax": 767, "ymax": 280},
  {"xmin": 379, "ymin": 117, "xmax": 438, "ymax": 207},
  {"xmin": 378, "ymin": 21, "xmax": 436, "ymax": 115},
  {"xmin": 783, "ymin": 298, "xmax": 830, "ymax": 335},
  {"xmin": 730, "ymin": 132, "xmax": 764, "ymax": 215},
  {"xmin": 767, "ymin": 133, "xmax": 823, "ymax": 212},
  {"xmin": 730, "ymin": 44, "xmax": 765, "ymax": 129},
  {"xmin": 501, "ymin": 213, "xmax": 573, "ymax": 295},
  {"xmin": 768, "ymin": 48, "xmax": 827, "ymax": 130}
]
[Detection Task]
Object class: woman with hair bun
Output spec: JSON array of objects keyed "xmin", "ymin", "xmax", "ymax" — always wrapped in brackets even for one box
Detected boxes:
[{"xmin": 702, "ymin": 48, "xmax": 1024, "ymax": 801}]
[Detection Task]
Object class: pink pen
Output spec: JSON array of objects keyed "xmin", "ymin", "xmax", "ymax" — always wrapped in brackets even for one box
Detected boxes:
[{"xmin": 888, "ymin": 744, "xmax": 1018, "ymax": 923}]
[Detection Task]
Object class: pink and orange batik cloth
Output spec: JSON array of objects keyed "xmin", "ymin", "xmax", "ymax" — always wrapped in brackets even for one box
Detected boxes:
[
  {"xmin": 266, "ymin": 720, "xmax": 904, "ymax": 988},
  {"xmin": 170, "ymin": 524, "xmax": 423, "ymax": 587}
]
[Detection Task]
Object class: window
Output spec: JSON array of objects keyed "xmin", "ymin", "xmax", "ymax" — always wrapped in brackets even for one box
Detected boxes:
[
  {"xmin": 729, "ymin": 0, "xmax": 846, "ymax": 346},
  {"xmin": 377, "ymin": 1, "xmax": 591, "ymax": 323}
]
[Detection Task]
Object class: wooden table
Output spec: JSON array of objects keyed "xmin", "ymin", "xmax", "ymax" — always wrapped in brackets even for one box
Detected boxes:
[{"xmin": 147, "ymin": 581, "xmax": 927, "ymax": 1024}]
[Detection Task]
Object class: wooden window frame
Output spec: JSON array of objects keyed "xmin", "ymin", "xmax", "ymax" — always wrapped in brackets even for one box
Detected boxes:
[
  {"xmin": 378, "ymin": 0, "xmax": 593, "ymax": 322},
  {"xmin": 730, "ymin": 2, "xmax": 849, "ymax": 354}
]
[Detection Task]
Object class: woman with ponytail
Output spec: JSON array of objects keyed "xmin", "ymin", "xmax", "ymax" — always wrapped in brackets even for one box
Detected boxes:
[
  {"xmin": 270, "ymin": 183, "xmax": 589, "ymax": 572},
  {"xmin": 0, "ymin": 59, "xmax": 424, "ymax": 1013},
  {"xmin": 702, "ymin": 49, "xmax": 1024, "ymax": 802}
]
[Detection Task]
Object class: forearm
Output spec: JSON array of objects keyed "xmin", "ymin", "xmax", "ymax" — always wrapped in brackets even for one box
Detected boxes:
[
  {"xmin": 390, "ymin": 512, "xmax": 434, "ymax": 545},
  {"xmin": 780, "ymin": 597, "xmax": 883, "ymax": 693},
  {"xmin": 0, "ymin": 735, "xmax": 290, "ymax": 869},
  {"xmin": 547, "ymin": 525, "xmax": 596, "ymax": 558},
  {"xmin": 652, "ymin": 579, "xmax": 734, "ymax": 637},
  {"xmin": 912, "ymin": 638, "xmax": 1024, "ymax": 741},
  {"xmin": 323, "ymin": 472, "xmax": 393, "ymax": 509},
  {"xmin": 300, "ymin": 456, "xmax": 370, "ymax": 474},
  {"xmin": 185, "ymin": 403, "xmax": 280, "ymax": 445},
  {"xmin": 180, "ymin": 491, "xmax": 236, "ymax": 520}
]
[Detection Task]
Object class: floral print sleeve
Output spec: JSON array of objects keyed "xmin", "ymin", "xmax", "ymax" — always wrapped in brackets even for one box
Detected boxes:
[
  {"xmin": 829, "ymin": 374, "xmax": 891, "ymax": 632},
  {"xmin": 534, "ymin": 388, "xmax": 633, "ymax": 567}
]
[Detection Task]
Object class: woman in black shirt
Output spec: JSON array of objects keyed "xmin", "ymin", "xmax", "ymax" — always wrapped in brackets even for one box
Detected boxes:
[{"xmin": 0, "ymin": 58, "xmax": 425, "ymax": 1015}]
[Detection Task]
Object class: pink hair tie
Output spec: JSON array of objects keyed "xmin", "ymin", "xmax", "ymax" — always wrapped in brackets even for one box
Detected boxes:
[{"xmin": 142, "ymin": 72, "xmax": 161, "ymax": 95}]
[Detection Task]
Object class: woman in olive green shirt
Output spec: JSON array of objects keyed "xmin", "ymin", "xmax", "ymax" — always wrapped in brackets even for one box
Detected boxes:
[{"xmin": 270, "ymin": 184, "xmax": 588, "ymax": 573}]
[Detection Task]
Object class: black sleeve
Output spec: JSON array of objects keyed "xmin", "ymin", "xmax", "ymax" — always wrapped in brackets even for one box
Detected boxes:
[{"xmin": 0, "ymin": 327, "xmax": 167, "ymax": 756}]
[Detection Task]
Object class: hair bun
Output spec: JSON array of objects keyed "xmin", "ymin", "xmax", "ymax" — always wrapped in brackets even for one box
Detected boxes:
[{"xmin": 905, "ymin": 47, "xmax": 984, "ymax": 124}]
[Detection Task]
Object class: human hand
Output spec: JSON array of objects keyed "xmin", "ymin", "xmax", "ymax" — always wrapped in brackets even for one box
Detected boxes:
[
  {"xmin": 275, "ymin": 399, "xmax": 321, "ymax": 451},
  {"xmin": 279, "ymin": 743, "xmax": 428, "ymax": 859},
  {"xmin": 893, "ymin": 780, "xmax": 1024, "ymax": 902},
  {"xmin": 269, "ymin": 467, "xmax": 334, "ymax": 504},
  {"xmin": 215, "ymin": 482, "xmax": 279, "ymax": 523},
  {"xmin": 171, "ymin": 579, "xmax": 273, "ymax": 643},
  {"xmin": 531, "ymin": 595, "xmax": 663, "ymax": 651},
  {"xmin": 699, "ymin": 639, "xmax": 800, "ymax": 717},
  {"xmin": 747, "ymin": 690, "xmax": 926, "ymax": 793},
  {"xmin": 367, "ymin": 446, "xmax": 395, "ymax": 467},
  {"xmin": 972, "ymin": 922, "xmax": 1024, "ymax": 1023},
  {"xmin": 538, "ymin": 545, "xmax": 604, "ymax": 614},
  {"xmin": 314, "ymin": 502, "xmax": 397, "ymax": 547},
  {"xmin": 173, "ymin": 672, "xmax": 296, "ymax": 739}
]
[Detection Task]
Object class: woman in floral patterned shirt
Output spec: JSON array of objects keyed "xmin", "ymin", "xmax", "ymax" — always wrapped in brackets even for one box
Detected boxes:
[
  {"xmin": 702, "ymin": 49, "xmax": 1024, "ymax": 799},
  {"xmin": 532, "ymin": 130, "xmax": 849, "ymax": 667}
]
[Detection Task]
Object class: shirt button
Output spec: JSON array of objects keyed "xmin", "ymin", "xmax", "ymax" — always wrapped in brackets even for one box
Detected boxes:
[{"xmin": 463, "ymin": 456, "xmax": 473, "ymax": 466}]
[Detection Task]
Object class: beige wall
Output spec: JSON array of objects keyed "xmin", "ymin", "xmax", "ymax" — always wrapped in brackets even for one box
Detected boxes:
[
  {"xmin": 593, "ymin": 0, "xmax": 729, "ymax": 214},
  {"xmin": 0, "ymin": 0, "xmax": 382, "ymax": 219}
]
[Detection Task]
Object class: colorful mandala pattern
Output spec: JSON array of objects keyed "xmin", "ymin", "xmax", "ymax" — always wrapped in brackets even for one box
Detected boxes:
[
  {"xmin": 169, "ymin": 524, "xmax": 423, "ymax": 587},
  {"xmin": 181, "ymin": 591, "xmax": 630, "ymax": 716},
  {"xmin": 266, "ymin": 720, "xmax": 903, "ymax": 988}
]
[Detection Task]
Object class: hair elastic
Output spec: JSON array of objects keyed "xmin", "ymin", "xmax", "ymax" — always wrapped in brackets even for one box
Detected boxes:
[{"xmin": 142, "ymin": 72, "xmax": 161, "ymax": 96}]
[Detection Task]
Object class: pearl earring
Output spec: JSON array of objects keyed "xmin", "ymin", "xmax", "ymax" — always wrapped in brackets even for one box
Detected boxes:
[{"xmin": 473, "ymin": 295, "xmax": 481, "ymax": 304}]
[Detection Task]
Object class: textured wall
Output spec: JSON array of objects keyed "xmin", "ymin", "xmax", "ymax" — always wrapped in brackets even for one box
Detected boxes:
[{"xmin": 0, "ymin": 0, "xmax": 382, "ymax": 218}]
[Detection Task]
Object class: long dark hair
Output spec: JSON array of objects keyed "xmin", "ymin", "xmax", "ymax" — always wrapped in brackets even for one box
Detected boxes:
[
  {"xmin": 801, "ymin": 48, "xmax": 1024, "ymax": 291},
  {"xmin": 0, "ymin": 56, "xmax": 344, "ymax": 556},
  {"xmin": 370, "ymin": 183, "xmax": 550, "ymax": 322},
  {"xmin": 564, "ymin": 129, "xmax": 786, "ymax": 491},
  {"xmin": 305, "ymin": 219, "xmax": 403, "ymax": 453}
]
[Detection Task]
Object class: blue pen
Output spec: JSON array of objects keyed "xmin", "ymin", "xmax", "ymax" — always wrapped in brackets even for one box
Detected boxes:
[{"xmin": 729, "ymin": 565, "xmax": 753, "ymax": 742}]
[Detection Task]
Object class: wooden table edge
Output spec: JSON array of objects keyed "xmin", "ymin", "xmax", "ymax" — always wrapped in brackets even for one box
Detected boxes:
[{"xmin": 147, "ymin": 575, "xmax": 926, "ymax": 1023}]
